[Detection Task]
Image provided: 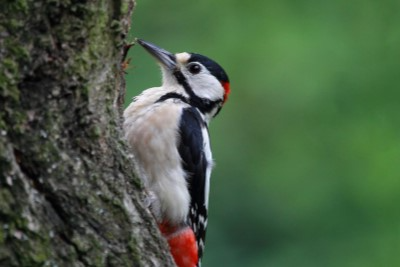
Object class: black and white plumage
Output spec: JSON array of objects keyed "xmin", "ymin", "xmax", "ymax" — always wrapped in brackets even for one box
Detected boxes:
[
  {"xmin": 178, "ymin": 106, "xmax": 210, "ymax": 258},
  {"xmin": 123, "ymin": 39, "xmax": 230, "ymax": 266}
]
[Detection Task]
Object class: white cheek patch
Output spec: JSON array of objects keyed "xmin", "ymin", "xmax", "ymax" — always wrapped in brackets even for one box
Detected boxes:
[
  {"xmin": 190, "ymin": 74, "xmax": 224, "ymax": 101},
  {"xmin": 175, "ymin": 53, "xmax": 224, "ymax": 102}
]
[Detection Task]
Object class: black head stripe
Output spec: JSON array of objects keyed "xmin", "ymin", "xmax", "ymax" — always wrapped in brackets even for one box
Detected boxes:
[
  {"xmin": 189, "ymin": 53, "xmax": 229, "ymax": 83},
  {"xmin": 156, "ymin": 92, "xmax": 189, "ymax": 104},
  {"xmin": 173, "ymin": 70, "xmax": 222, "ymax": 115}
]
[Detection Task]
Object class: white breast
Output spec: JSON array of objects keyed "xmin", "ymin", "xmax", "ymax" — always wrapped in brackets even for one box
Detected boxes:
[{"xmin": 123, "ymin": 90, "xmax": 191, "ymax": 224}]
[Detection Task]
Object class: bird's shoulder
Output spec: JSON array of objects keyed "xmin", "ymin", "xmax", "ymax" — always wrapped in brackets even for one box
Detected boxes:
[{"xmin": 124, "ymin": 87, "xmax": 189, "ymax": 120}]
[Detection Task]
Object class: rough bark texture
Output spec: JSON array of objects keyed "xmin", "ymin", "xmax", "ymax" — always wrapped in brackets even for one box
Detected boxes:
[{"xmin": 0, "ymin": 0, "xmax": 175, "ymax": 266}]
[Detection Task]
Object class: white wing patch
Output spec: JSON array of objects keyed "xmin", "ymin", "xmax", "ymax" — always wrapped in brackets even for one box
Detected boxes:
[{"xmin": 201, "ymin": 127, "xmax": 213, "ymax": 209}]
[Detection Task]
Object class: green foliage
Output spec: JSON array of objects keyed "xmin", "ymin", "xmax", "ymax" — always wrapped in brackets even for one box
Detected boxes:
[{"xmin": 126, "ymin": 1, "xmax": 400, "ymax": 266}]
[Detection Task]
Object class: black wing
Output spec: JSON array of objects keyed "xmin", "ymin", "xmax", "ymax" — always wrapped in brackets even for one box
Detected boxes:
[{"xmin": 178, "ymin": 107, "xmax": 209, "ymax": 260}]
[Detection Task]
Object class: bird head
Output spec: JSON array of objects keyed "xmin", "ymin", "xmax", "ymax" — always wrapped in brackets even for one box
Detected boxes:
[{"xmin": 137, "ymin": 39, "xmax": 230, "ymax": 118}]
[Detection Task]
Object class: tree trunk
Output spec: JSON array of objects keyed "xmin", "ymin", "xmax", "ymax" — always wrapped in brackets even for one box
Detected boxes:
[{"xmin": 0, "ymin": 0, "xmax": 175, "ymax": 266}]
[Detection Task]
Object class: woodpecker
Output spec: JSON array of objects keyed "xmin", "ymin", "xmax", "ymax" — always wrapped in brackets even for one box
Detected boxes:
[{"xmin": 123, "ymin": 39, "xmax": 230, "ymax": 267}]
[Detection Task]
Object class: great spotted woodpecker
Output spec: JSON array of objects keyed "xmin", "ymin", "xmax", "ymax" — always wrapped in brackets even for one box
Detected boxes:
[{"xmin": 123, "ymin": 39, "xmax": 230, "ymax": 267}]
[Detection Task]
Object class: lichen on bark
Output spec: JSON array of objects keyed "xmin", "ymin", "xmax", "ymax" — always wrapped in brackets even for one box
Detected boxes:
[{"xmin": 0, "ymin": 0, "xmax": 175, "ymax": 266}]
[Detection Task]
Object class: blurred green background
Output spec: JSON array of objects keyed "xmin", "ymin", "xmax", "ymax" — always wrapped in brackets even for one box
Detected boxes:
[{"xmin": 125, "ymin": 1, "xmax": 400, "ymax": 266}]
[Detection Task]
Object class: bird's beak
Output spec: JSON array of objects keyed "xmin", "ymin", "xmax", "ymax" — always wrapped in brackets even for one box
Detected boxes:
[{"xmin": 137, "ymin": 39, "xmax": 177, "ymax": 71}]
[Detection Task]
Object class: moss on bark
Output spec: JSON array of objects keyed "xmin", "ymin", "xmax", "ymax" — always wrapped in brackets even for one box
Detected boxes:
[{"xmin": 0, "ymin": 0, "xmax": 175, "ymax": 266}]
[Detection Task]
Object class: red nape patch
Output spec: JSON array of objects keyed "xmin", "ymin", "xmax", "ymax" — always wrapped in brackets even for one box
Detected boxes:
[
  {"xmin": 222, "ymin": 82, "xmax": 231, "ymax": 103},
  {"xmin": 159, "ymin": 224, "xmax": 198, "ymax": 267}
]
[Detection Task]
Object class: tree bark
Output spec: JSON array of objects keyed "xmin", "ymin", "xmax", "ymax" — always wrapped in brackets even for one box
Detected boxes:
[{"xmin": 0, "ymin": 0, "xmax": 175, "ymax": 266}]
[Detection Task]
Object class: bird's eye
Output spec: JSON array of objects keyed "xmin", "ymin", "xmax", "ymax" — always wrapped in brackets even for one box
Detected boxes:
[{"xmin": 188, "ymin": 63, "xmax": 202, "ymax": 74}]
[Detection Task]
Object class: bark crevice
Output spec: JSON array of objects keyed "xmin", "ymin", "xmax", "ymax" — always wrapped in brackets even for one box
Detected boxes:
[{"xmin": 0, "ymin": 0, "xmax": 176, "ymax": 266}]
